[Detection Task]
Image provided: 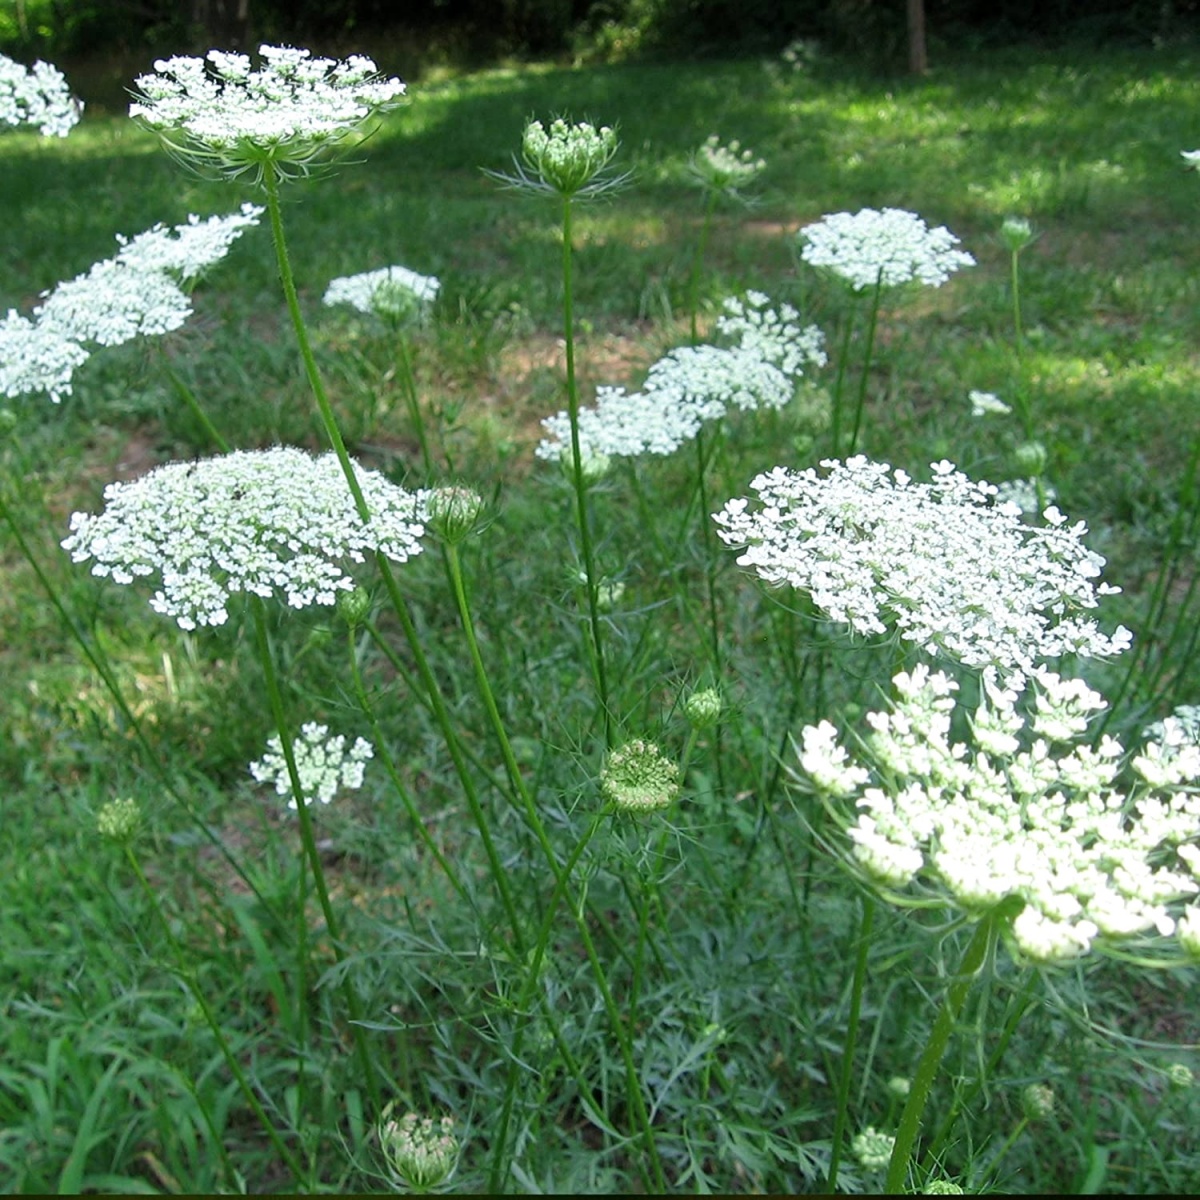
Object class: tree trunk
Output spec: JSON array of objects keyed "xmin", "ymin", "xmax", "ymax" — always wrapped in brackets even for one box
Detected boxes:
[{"xmin": 907, "ymin": 0, "xmax": 928, "ymax": 75}]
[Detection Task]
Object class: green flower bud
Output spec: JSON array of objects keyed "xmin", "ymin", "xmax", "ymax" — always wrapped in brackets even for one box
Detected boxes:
[
  {"xmin": 1000, "ymin": 215, "xmax": 1035, "ymax": 252},
  {"xmin": 851, "ymin": 1125, "xmax": 895, "ymax": 1172},
  {"xmin": 1013, "ymin": 440, "xmax": 1048, "ymax": 476},
  {"xmin": 1167, "ymin": 1063, "xmax": 1195, "ymax": 1091},
  {"xmin": 521, "ymin": 117, "xmax": 620, "ymax": 198},
  {"xmin": 1021, "ymin": 1082, "xmax": 1056, "ymax": 1121},
  {"xmin": 924, "ymin": 1181, "xmax": 966, "ymax": 1194},
  {"xmin": 337, "ymin": 586, "xmax": 372, "ymax": 628},
  {"xmin": 561, "ymin": 445, "xmax": 611, "ymax": 482},
  {"xmin": 885, "ymin": 1075, "xmax": 911, "ymax": 1099},
  {"xmin": 378, "ymin": 1106, "xmax": 458, "ymax": 1190},
  {"xmin": 602, "ymin": 740, "xmax": 681, "ymax": 813},
  {"xmin": 426, "ymin": 485, "xmax": 486, "ymax": 544},
  {"xmin": 97, "ymin": 797, "xmax": 141, "ymax": 842},
  {"xmin": 683, "ymin": 687, "xmax": 723, "ymax": 730}
]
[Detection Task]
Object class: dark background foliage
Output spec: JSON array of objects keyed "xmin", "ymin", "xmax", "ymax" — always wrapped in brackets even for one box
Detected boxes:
[{"xmin": 4, "ymin": 0, "xmax": 1199, "ymax": 65}]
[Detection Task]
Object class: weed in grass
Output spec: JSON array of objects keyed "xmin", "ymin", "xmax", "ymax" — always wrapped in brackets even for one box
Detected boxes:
[{"xmin": 2, "ymin": 39, "xmax": 1200, "ymax": 1196}]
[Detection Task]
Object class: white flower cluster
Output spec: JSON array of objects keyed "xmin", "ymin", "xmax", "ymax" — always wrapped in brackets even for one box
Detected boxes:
[
  {"xmin": 1181, "ymin": 149, "xmax": 1200, "ymax": 171},
  {"xmin": 250, "ymin": 722, "xmax": 373, "ymax": 809},
  {"xmin": 689, "ymin": 134, "xmax": 766, "ymax": 194},
  {"xmin": 378, "ymin": 1110, "xmax": 458, "ymax": 1190},
  {"xmin": 130, "ymin": 45, "xmax": 405, "ymax": 181},
  {"xmin": 969, "ymin": 389, "xmax": 1011, "ymax": 417},
  {"xmin": 61, "ymin": 447, "xmax": 430, "ymax": 630},
  {"xmin": 323, "ymin": 264, "xmax": 440, "ymax": 319},
  {"xmin": 714, "ymin": 456, "xmax": 1130, "ymax": 677},
  {"xmin": 536, "ymin": 292, "xmax": 825, "ymax": 462},
  {"xmin": 798, "ymin": 664, "xmax": 1200, "ymax": 963},
  {"xmin": 798, "ymin": 207, "xmax": 975, "ymax": 292},
  {"xmin": 1, "ymin": 53, "xmax": 81, "ymax": 137},
  {"xmin": 1, "ymin": 206, "xmax": 261, "ymax": 403},
  {"xmin": 520, "ymin": 117, "xmax": 619, "ymax": 197}
]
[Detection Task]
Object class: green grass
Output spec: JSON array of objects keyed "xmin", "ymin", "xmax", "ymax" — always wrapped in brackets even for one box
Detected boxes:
[{"xmin": 2, "ymin": 40, "xmax": 1200, "ymax": 1194}]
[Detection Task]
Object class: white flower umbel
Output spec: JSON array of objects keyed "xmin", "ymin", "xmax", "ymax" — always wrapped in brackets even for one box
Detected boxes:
[
  {"xmin": 715, "ymin": 291, "xmax": 827, "ymax": 378},
  {"xmin": 114, "ymin": 203, "xmax": 264, "ymax": 282},
  {"xmin": 536, "ymin": 291, "xmax": 825, "ymax": 463},
  {"xmin": 969, "ymin": 390, "xmax": 1012, "ymax": 417},
  {"xmin": 62, "ymin": 447, "xmax": 430, "ymax": 630},
  {"xmin": 1, "ymin": 53, "xmax": 81, "ymax": 137},
  {"xmin": 714, "ymin": 456, "xmax": 1130, "ymax": 677},
  {"xmin": 1181, "ymin": 150, "xmax": 1200, "ymax": 171},
  {"xmin": 323, "ymin": 265, "xmax": 440, "ymax": 320},
  {"xmin": 797, "ymin": 665, "xmax": 1200, "ymax": 963},
  {"xmin": 129, "ymin": 45, "xmax": 405, "ymax": 183},
  {"xmin": 250, "ymin": 722, "xmax": 373, "ymax": 809},
  {"xmin": 798, "ymin": 207, "xmax": 975, "ymax": 292},
  {"xmin": 0, "ymin": 311, "xmax": 89, "ymax": 403},
  {"xmin": 688, "ymin": 134, "xmax": 766, "ymax": 197}
]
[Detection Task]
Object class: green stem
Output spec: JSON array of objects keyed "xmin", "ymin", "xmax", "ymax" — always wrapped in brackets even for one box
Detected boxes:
[
  {"xmin": 826, "ymin": 894, "xmax": 875, "ymax": 1190},
  {"xmin": 124, "ymin": 843, "xmax": 305, "ymax": 1183},
  {"xmin": 263, "ymin": 171, "xmax": 370, "ymax": 520},
  {"xmin": 829, "ymin": 300, "xmax": 857, "ymax": 458},
  {"xmin": 251, "ymin": 600, "xmax": 382, "ymax": 1114},
  {"xmin": 688, "ymin": 189, "xmax": 718, "ymax": 346},
  {"xmin": 847, "ymin": 270, "xmax": 884, "ymax": 457},
  {"xmin": 560, "ymin": 193, "xmax": 612, "ymax": 747},
  {"xmin": 159, "ymin": 353, "xmax": 231, "ymax": 453},
  {"xmin": 884, "ymin": 913, "xmax": 999, "ymax": 1193}
]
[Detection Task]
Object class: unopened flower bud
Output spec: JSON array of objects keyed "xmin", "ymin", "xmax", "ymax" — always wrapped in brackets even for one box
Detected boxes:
[
  {"xmin": 378, "ymin": 1105, "xmax": 458, "ymax": 1190},
  {"xmin": 1021, "ymin": 1082, "xmax": 1056, "ymax": 1121},
  {"xmin": 521, "ymin": 116, "xmax": 620, "ymax": 198},
  {"xmin": 427, "ymin": 485, "xmax": 485, "ymax": 544},
  {"xmin": 602, "ymin": 740, "xmax": 681, "ymax": 813},
  {"xmin": 684, "ymin": 687, "xmax": 723, "ymax": 730},
  {"xmin": 1013, "ymin": 440, "xmax": 1048, "ymax": 476},
  {"xmin": 851, "ymin": 1125, "xmax": 895, "ymax": 1171},
  {"xmin": 1000, "ymin": 215, "xmax": 1035, "ymax": 252},
  {"xmin": 924, "ymin": 1181, "xmax": 966, "ymax": 1194},
  {"xmin": 337, "ymin": 586, "xmax": 372, "ymax": 627},
  {"xmin": 885, "ymin": 1075, "xmax": 911, "ymax": 1100},
  {"xmin": 97, "ymin": 797, "xmax": 141, "ymax": 842},
  {"xmin": 561, "ymin": 445, "xmax": 610, "ymax": 482},
  {"xmin": 1167, "ymin": 1063, "xmax": 1195, "ymax": 1090}
]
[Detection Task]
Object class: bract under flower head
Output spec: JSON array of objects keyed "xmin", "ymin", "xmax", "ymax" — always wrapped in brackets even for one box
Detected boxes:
[
  {"xmin": 250, "ymin": 722, "xmax": 373, "ymax": 809},
  {"xmin": 797, "ymin": 665, "xmax": 1200, "ymax": 963},
  {"xmin": 323, "ymin": 264, "xmax": 440, "ymax": 321},
  {"xmin": 62, "ymin": 447, "xmax": 430, "ymax": 630},
  {"xmin": 714, "ymin": 456, "xmax": 1130, "ymax": 677},
  {"xmin": 1, "ymin": 53, "xmax": 82, "ymax": 137},
  {"xmin": 799, "ymin": 206, "xmax": 975, "ymax": 291},
  {"xmin": 130, "ymin": 45, "xmax": 405, "ymax": 183}
]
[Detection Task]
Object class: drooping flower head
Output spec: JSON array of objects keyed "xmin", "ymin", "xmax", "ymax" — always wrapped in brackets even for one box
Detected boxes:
[
  {"xmin": 1, "ymin": 53, "xmax": 81, "ymax": 137},
  {"xmin": 62, "ymin": 447, "xmax": 430, "ymax": 630},
  {"xmin": 250, "ymin": 723, "xmax": 373, "ymax": 810},
  {"xmin": 688, "ymin": 134, "xmax": 766, "ymax": 199},
  {"xmin": 114, "ymin": 203, "xmax": 265, "ymax": 283},
  {"xmin": 714, "ymin": 456, "xmax": 1130, "ymax": 678},
  {"xmin": 323, "ymin": 264, "xmax": 440, "ymax": 323},
  {"xmin": 798, "ymin": 207, "xmax": 975, "ymax": 292},
  {"xmin": 129, "ymin": 45, "xmax": 406, "ymax": 183},
  {"xmin": 798, "ymin": 665, "xmax": 1200, "ymax": 963}
]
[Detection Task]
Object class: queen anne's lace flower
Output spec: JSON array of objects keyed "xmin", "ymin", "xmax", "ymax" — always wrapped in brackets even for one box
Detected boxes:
[
  {"xmin": 689, "ymin": 134, "xmax": 766, "ymax": 195},
  {"xmin": 1, "ymin": 53, "xmax": 81, "ymax": 137},
  {"xmin": 602, "ymin": 740, "xmax": 681, "ymax": 812},
  {"xmin": 536, "ymin": 293, "xmax": 825, "ymax": 463},
  {"xmin": 0, "ymin": 312, "xmax": 89, "ymax": 402},
  {"xmin": 798, "ymin": 665, "xmax": 1200, "ymax": 963},
  {"xmin": 114, "ymin": 203, "xmax": 264, "ymax": 281},
  {"xmin": 518, "ymin": 117, "xmax": 620, "ymax": 197},
  {"xmin": 62, "ymin": 447, "xmax": 430, "ymax": 630},
  {"xmin": 799, "ymin": 207, "xmax": 975, "ymax": 291},
  {"xmin": 969, "ymin": 390, "xmax": 1011, "ymax": 417},
  {"xmin": 714, "ymin": 456, "xmax": 1130, "ymax": 677},
  {"xmin": 130, "ymin": 45, "xmax": 405, "ymax": 182},
  {"xmin": 323, "ymin": 265, "xmax": 440, "ymax": 319},
  {"xmin": 250, "ymin": 722, "xmax": 373, "ymax": 809}
]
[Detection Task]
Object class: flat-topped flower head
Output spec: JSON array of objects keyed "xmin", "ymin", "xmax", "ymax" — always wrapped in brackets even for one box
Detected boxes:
[
  {"xmin": 507, "ymin": 116, "xmax": 623, "ymax": 199},
  {"xmin": 715, "ymin": 291, "xmax": 827, "ymax": 378},
  {"xmin": 969, "ymin": 390, "xmax": 1011, "ymax": 417},
  {"xmin": 114, "ymin": 203, "xmax": 264, "ymax": 283},
  {"xmin": 323, "ymin": 264, "xmax": 440, "ymax": 323},
  {"xmin": 0, "ymin": 312, "xmax": 89, "ymax": 403},
  {"xmin": 798, "ymin": 207, "xmax": 975, "ymax": 292},
  {"xmin": 714, "ymin": 456, "xmax": 1130, "ymax": 678},
  {"xmin": 130, "ymin": 45, "xmax": 405, "ymax": 183},
  {"xmin": 689, "ymin": 134, "xmax": 766, "ymax": 198},
  {"xmin": 250, "ymin": 722, "xmax": 373, "ymax": 809},
  {"xmin": 797, "ymin": 665, "xmax": 1200, "ymax": 963},
  {"xmin": 1181, "ymin": 149, "xmax": 1200, "ymax": 171},
  {"xmin": 1, "ymin": 54, "xmax": 82, "ymax": 137},
  {"xmin": 62, "ymin": 446, "xmax": 430, "ymax": 630}
]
